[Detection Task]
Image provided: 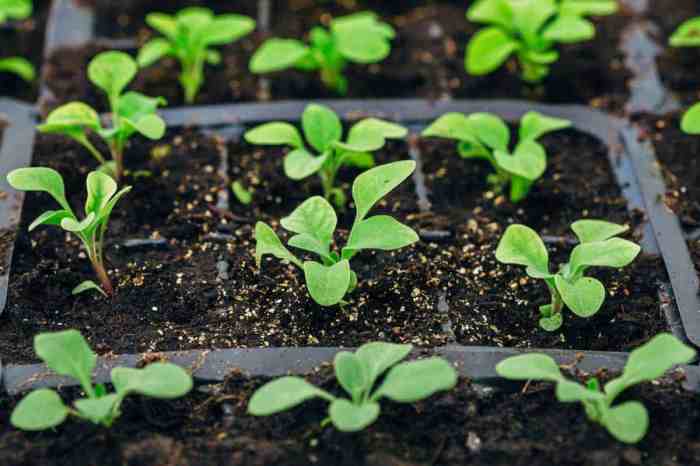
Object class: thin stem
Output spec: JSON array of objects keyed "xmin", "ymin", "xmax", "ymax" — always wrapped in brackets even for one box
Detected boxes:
[
  {"xmin": 77, "ymin": 136, "xmax": 106, "ymax": 165},
  {"xmin": 109, "ymin": 142, "xmax": 124, "ymax": 182},
  {"xmin": 89, "ymin": 242, "xmax": 114, "ymax": 296}
]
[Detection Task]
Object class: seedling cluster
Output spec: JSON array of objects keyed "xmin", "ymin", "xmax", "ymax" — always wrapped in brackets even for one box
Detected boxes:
[{"xmin": 0, "ymin": 0, "xmax": 35, "ymax": 83}]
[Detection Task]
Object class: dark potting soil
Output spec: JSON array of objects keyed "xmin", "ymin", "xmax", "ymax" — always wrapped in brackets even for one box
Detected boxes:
[
  {"xmin": 43, "ymin": 1, "xmax": 631, "ymax": 109},
  {"xmin": 0, "ymin": 0, "xmax": 49, "ymax": 102},
  {"xmin": 1, "ymin": 366, "xmax": 698, "ymax": 466}
]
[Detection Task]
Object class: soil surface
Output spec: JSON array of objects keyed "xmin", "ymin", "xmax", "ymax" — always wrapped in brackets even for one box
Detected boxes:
[
  {"xmin": 0, "ymin": 125, "xmax": 668, "ymax": 363},
  {"xmin": 0, "ymin": 364, "xmax": 698, "ymax": 466},
  {"xmin": 0, "ymin": 0, "xmax": 49, "ymax": 102},
  {"xmin": 43, "ymin": 0, "xmax": 631, "ymax": 109}
]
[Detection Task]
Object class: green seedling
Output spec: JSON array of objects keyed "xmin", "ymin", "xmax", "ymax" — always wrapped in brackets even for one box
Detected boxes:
[
  {"xmin": 248, "ymin": 341, "xmax": 457, "ymax": 432},
  {"xmin": 496, "ymin": 333, "xmax": 696, "ymax": 443},
  {"xmin": 466, "ymin": 0, "xmax": 618, "ymax": 83},
  {"xmin": 495, "ymin": 220, "xmax": 640, "ymax": 331},
  {"xmin": 11, "ymin": 330, "xmax": 193, "ymax": 431},
  {"xmin": 7, "ymin": 167, "xmax": 131, "ymax": 296},
  {"xmin": 669, "ymin": 18, "xmax": 700, "ymax": 135},
  {"xmin": 232, "ymin": 180, "xmax": 253, "ymax": 205},
  {"xmin": 250, "ymin": 11, "xmax": 394, "ymax": 94},
  {"xmin": 255, "ymin": 161, "xmax": 418, "ymax": 307},
  {"xmin": 38, "ymin": 51, "xmax": 166, "ymax": 181},
  {"xmin": 137, "ymin": 7, "xmax": 255, "ymax": 103},
  {"xmin": 244, "ymin": 103, "xmax": 407, "ymax": 208},
  {"xmin": 0, "ymin": 0, "xmax": 35, "ymax": 82},
  {"xmin": 422, "ymin": 111, "xmax": 571, "ymax": 202}
]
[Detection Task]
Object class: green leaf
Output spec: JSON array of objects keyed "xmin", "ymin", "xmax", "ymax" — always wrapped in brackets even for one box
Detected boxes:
[
  {"xmin": 111, "ymin": 363, "xmax": 193, "ymax": 398},
  {"xmin": 569, "ymin": 238, "xmax": 641, "ymax": 275},
  {"xmin": 468, "ymin": 113, "xmax": 510, "ymax": 151},
  {"xmin": 7, "ymin": 167, "xmax": 70, "ymax": 211},
  {"xmin": 61, "ymin": 212, "xmax": 96, "ymax": 233},
  {"xmin": 494, "ymin": 140, "xmax": 546, "ymax": 181},
  {"xmin": 281, "ymin": 196, "xmax": 337, "ymax": 244},
  {"xmin": 302, "ymin": 104, "xmax": 343, "ymax": 152},
  {"xmin": 511, "ymin": 0, "xmax": 556, "ymax": 39},
  {"xmin": 332, "ymin": 12, "xmax": 394, "ymax": 63},
  {"xmin": 329, "ymin": 399, "xmax": 380, "ymax": 432},
  {"xmin": 248, "ymin": 376, "xmax": 334, "ymax": 416},
  {"xmin": 249, "ymin": 38, "xmax": 311, "ymax": 73},
  {"xmin": 467, "ymin": 0, "xmax": 513, "ymax": 29},
  {"xmin": 0, "ymin": 56, "xmax": 35, "ymax": 81},
  {"xmin": 555, "ymin": 275, "xmax": 605, "ymax": 317},
  {"xmin": 334, "ymin": 351, "xmax": 368, "ymax": 401},
  {"xmin": 373, "ymin": 358, "xmax": 457, "ymax": 402},
  {"xmin": 670, "ymin": 16, "xmax": 700, "ymax": 47},
  {"xmin": 38, "ymin": 102, "xmax": 102, "ymax": 135},
  {"xmin": 350, "ymin": 118, "xmax": 407, "ymax": 140},
  {"xmin": 560, "ymin": 0, "xmax": 618, "ymax": 16},
  {"xmin": 571, "ymin": 220, "xmax": 628, "ymax": 244},
  {"xmin": 352, "ymin": 161, "xmax": 416, "ymax": 223},
  {"xmin": 289, "ymin": 233, "xmax": 333, "ymax": 261},
  {"xmin": 96, "ymin": 185, "xmax": 131, "ymax": 224},
  {"xmin": 342, "ymin": 151, "xmax": 375, "ymax": 168},
  {"xmin": 602, "ymin": 401, "xmax": 649, "ymax": 444},
  {"xmin": 72, "ymin": 280, "xmax": 108, "ymax": 297},
  {"xmin": 284, "ymin": 149, "xmax": 327, "ymax": 180},
  {"xmin": 254, "ymin": 222, "xmax": 303, "ymax": 268},
  {"xmin": 466, "ymin": 27, "xmax": 519, "ymax": 75},
  {"xmin": 303, "ymin": 260, "xmax": 351, "ymax": 306},
  {"xmin": 204, "ymin": 14, "xmax": 255, "ymax": 45},
  {"xmin": 422, "ymin": 113, "xmax": 479, "ymax": 143},
  {"xmin": 117, "ymin": 92, "xmax": 166, "ymax": 121},
  {"xmin": 681, "ymin": 102, "xmax": 700, "ymax": 134},
  {"xmin": 87, "ymin": 51, "xmax": 137, "ymax": 98},
  {"xmin": 495, "ymin": 224, "xmax": 551, "ymax": 278},
  {"xmin": 345, "ymin": 215, "xmax": 418, "ymax": 252},
  {"xmin": 495, "ymin": 354, "xmax": 564, "ymax": 382},
  {"xmin": 28, "ymin": 210, "xmax": 73, "ymax": 232},
  {"xmin": 122, "ymin": 114, "xmax": 166, "ymax": 140},
  {"xmin": 85, "ymin": 171, "xmax": 117, "ymax": 216},
  {"xmin": 244, "ymin": 122, "xmax": 304, "ymax": 149},
  {"xmin": 35, "ymin": 330, "xmax": 96, "ymax": 390},
  {"xmin": 519, "ymin": 111, "xmax": 571, "ymax": 141},
  {"xmin": 11, "ymin": 389, "xmax": 69, "ymax": 431},
  {"xmin": 74, "ymin": 394, "xmax": 120, "ymax": 425},
  {"xmin": 145, "ymin": 12, "xmax": 178, "ymax": 39},
  {"xmin": 543, "ymin": 15, "xmax": 595, "ymax": 43},
  {"xmin": 539, "ymin": 312, "xmax": 564, "ymax": 331},
  {"xmin": 137, "ymin": 38, "xmax": 172, "ymax": 67},
  {"xmin": 232, "ymin": 180, "xmax": 253, "ymax": 205},
  {"xmin": 555, "ymin": 380, "xmax": 606, "ymax": 402},
  {"xmin": 0, "ymin": 0, "xmax": 32, "ymax": 22},
  {"xmin": 355, "ymin": 342, "xmax": 412, "ymax": 389}
]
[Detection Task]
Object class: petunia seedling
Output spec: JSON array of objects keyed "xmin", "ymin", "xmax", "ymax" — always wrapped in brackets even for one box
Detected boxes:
[
  {"xmin": 7, "ymin": 167, "xmax": 131, "ymax": 296},
  {"xmin": 38, "ymin": 51, "xmax": 166, "ymax": 181},
  {"xmin": 465, "ymin": 0, "xmax": 618, "ymax": 83},
  {"xmin": 250, "ymin": 11, "xmax": 394, "ymax": 95},
  {"xmin": 11, "ymin": 330, "xmax": 193, "ymax": 431},
  {"xmin": 248, "ymin": 341, "xmax": 457, "ymax": 432},
  {"xmin": 669, "ymin": 18, "xmax": 700, "ymax": 135},
  {"xmin": 255, "ymin": 161, "xmax": 418, "ymax": 307},
  {"xmin": 244, "ymin": 103, "xmax": 407, "ymax": 208},
  {"xmin": 422, "ymin": 111, "xmax": 571, "ymax": 202},
  {"xmin": 496, "ymin": 333, "xmax": 696, "ymax": 443},
  {"xmin": 495, "ymin": 220, "xmax": 640, "ymax": 331},
  {"xmin": 137, "ymin": 7, "xmax": 255, "ymax": 103},
  {"xmin": 0, "ymin": 0, "xmax": 35, "ymax": 82}
]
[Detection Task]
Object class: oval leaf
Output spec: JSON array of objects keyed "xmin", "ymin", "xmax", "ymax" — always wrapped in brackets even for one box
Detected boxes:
[
  {"xmin": 495, "ymin": 224, "xmax": 550, "ymax": 277},
  {"xmin": 35, "ymin": 330, "xmax": 96, "ymax": 385},
  {"xmin": 11, "ymin": 389, "xmax": 68, "ymax": 431},
  {"xmin": 602, "ymin": 401, "xmax": 649, "ymax": 444},
  {"xmin": 355, "ymin": 342, "xmax": 412, "ymax": 388},
  {"xmin": 111, "ymin": 363, "xmax": 193, "ymax": 398},
  {"xmin": 681, "ymin": 102, "xmax": 700, "ymax": 134},
  {"xmin": 519, "ymin": 111, "xmax": 571, "ymax": 141},
  {"xmin": 352, "ymin": 161, "xmax": 416, "ymax": 222},
  {"xmin": 248, "ymin": 376, "xmax": 333, "ymax": 416},
  {"xmin": 329, "ymin": 399, "xmax": 380, "ymax": 432},
  {"xmin": 281, "ymin": 196, "xmax": 337, "ymax": 242},
  {"xmin": 373, "ymin": 358, "xmax": 457, "ymax": 403},
  {"xmin": 334, "ymin": 351, "xmax": 368, "ymax": 401},
  {"xmin": 88, "ymin": 51, "xmax": 137, "ymax": 97},
  {"xmin": 283, "ymin": 149, "xmax": 327, "ymax": 180},
  {"xmin": 495, "ymin": 354, "xmax": 564, "ymax": 382},
  {"xmin": 346, "ymin": 215, "xmax": 418, "ymax": 252},
  {"xmin": 494, "ymin": 140, "xmax": 546, "ymax": 181},
  {"xmin": 244, "ymin": 122, "xmax": 303, "ymax": 149},
  {"xmin": 569, "ymin": 238, "xmax": 641, "ymax": 275},
  {"xmin": 302, "ymin": 104, "xmax": 343, "ymax": 153},
  {"xmin": 555, "ymin": 275, "xmax": 605, "ymax": 318},
  {"xmin": 250, "ymin": 38, "xmax": 311, "ymax": 73},
  {"xmin": 303, "ymin": 260, "xmax": 351, "ymax": 306},
  {"xmin": 466, "ymin": 27, "xmax": 518, "ymax": 75}
]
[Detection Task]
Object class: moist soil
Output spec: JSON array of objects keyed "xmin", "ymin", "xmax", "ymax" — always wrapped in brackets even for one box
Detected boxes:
[
  {"xmin": 43, "ymin": 0, "xmax": 631, "ymax": 110},
  {"xmin": 0, "ymin": 125, "xmax": 668, "ymax": 364},
  {"xmin": 0, "ymin": 0, "xmax": 49, "ymax": 102},
  {"xmin": 1, "ymin": 366, "xmax": 698, "ymax": 466}
]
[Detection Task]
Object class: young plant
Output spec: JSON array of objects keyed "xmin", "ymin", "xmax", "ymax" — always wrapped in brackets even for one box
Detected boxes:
[
  {"xmin": 496, "ymin": 333, "xmax": 696, "ymax": 443},
  {"xmin": 137, "ymin": 7, "xmax": 255, "ymax": 103},
  {"xmin": 7, "ymin": 167, "xmax": 131, "ymax": 297},
  {"xmin": 0, "ymin": 0, "xmax": 35, "ymax": 83},
  {"xmin": 244, "ymin": 103, "xmax": 407, "ymax": 208},
  {"xmin": 248, "ymin": 342, "xmax": 457, "ymax": 432},
  {"xmin": 255, "ymin": 161, "xmax": 418, "ymax": 307},
  {"xmin": 422, "ymin": 111, "xmax": 571, "ymax": 202},
  {"xmin": 38, "ymin": 51, "xmax": 166, "ymax": 181},
  {"xmin": 669, "ymin": 18, "xmax": 700, "ymax": 135},
  {"xmin": 495, "ymin": 220, "xmax": 640, "ymax": 331},
  {"xmin": 250, "ymin": 11, "xmax": 394, "ymax": 95},
  {"xmin": 11, "ymin": 330, "xmax": 193, "ymax": 431},
  {"xmin": 466, "ymin": 0, "xmax": 618, "ymax": 83}
]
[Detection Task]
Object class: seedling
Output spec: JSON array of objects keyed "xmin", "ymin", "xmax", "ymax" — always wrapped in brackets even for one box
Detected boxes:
[
  {"xmin": 255, "ymin": 161, "xmax": 418, "ymax": 307},
  {"xmin": 137, "ymin": 7, "xmax": 255, "ymax": 103},
  {"xmin": 495, "ymin": 220, "xmax": 640, "ymax": 331},
  {"xmin": 0, "ymin": 0, "xmax": 35, "ymax": 82},
  {"xmin": 496, "ymin": 333, "xmax": 696, "ymax": 443},
  {"xmin": 7, "ymin": 167, "xmax": 131, "ymax": 296},
  {"xmin": 669, "ymin": 18, "xmax": 700, "ymax": 135},
  {"xmin": 465, "ymin": 0, "xmax": 618, "ymax": 82},
  {"xmin": 422, "ymin": 111, "xmax": 571, "ymax": 202},
  {"xmin": 37, "ymin": 51, "xmax": 166, "ymax": 181},
  {"xmin": 11, "ymin": 330, "xmax": 193, "ymax": 431},
  {"xmin": 250, "ymin": 11, "xmax": 394, "ymax": 94},
  {"xmin": 244, "ymin": 103, "xmax": 407, "ymax": 208},
  {"xmin": 248, "ymin": 341, "xmax": 457, "ymax": 432}
]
